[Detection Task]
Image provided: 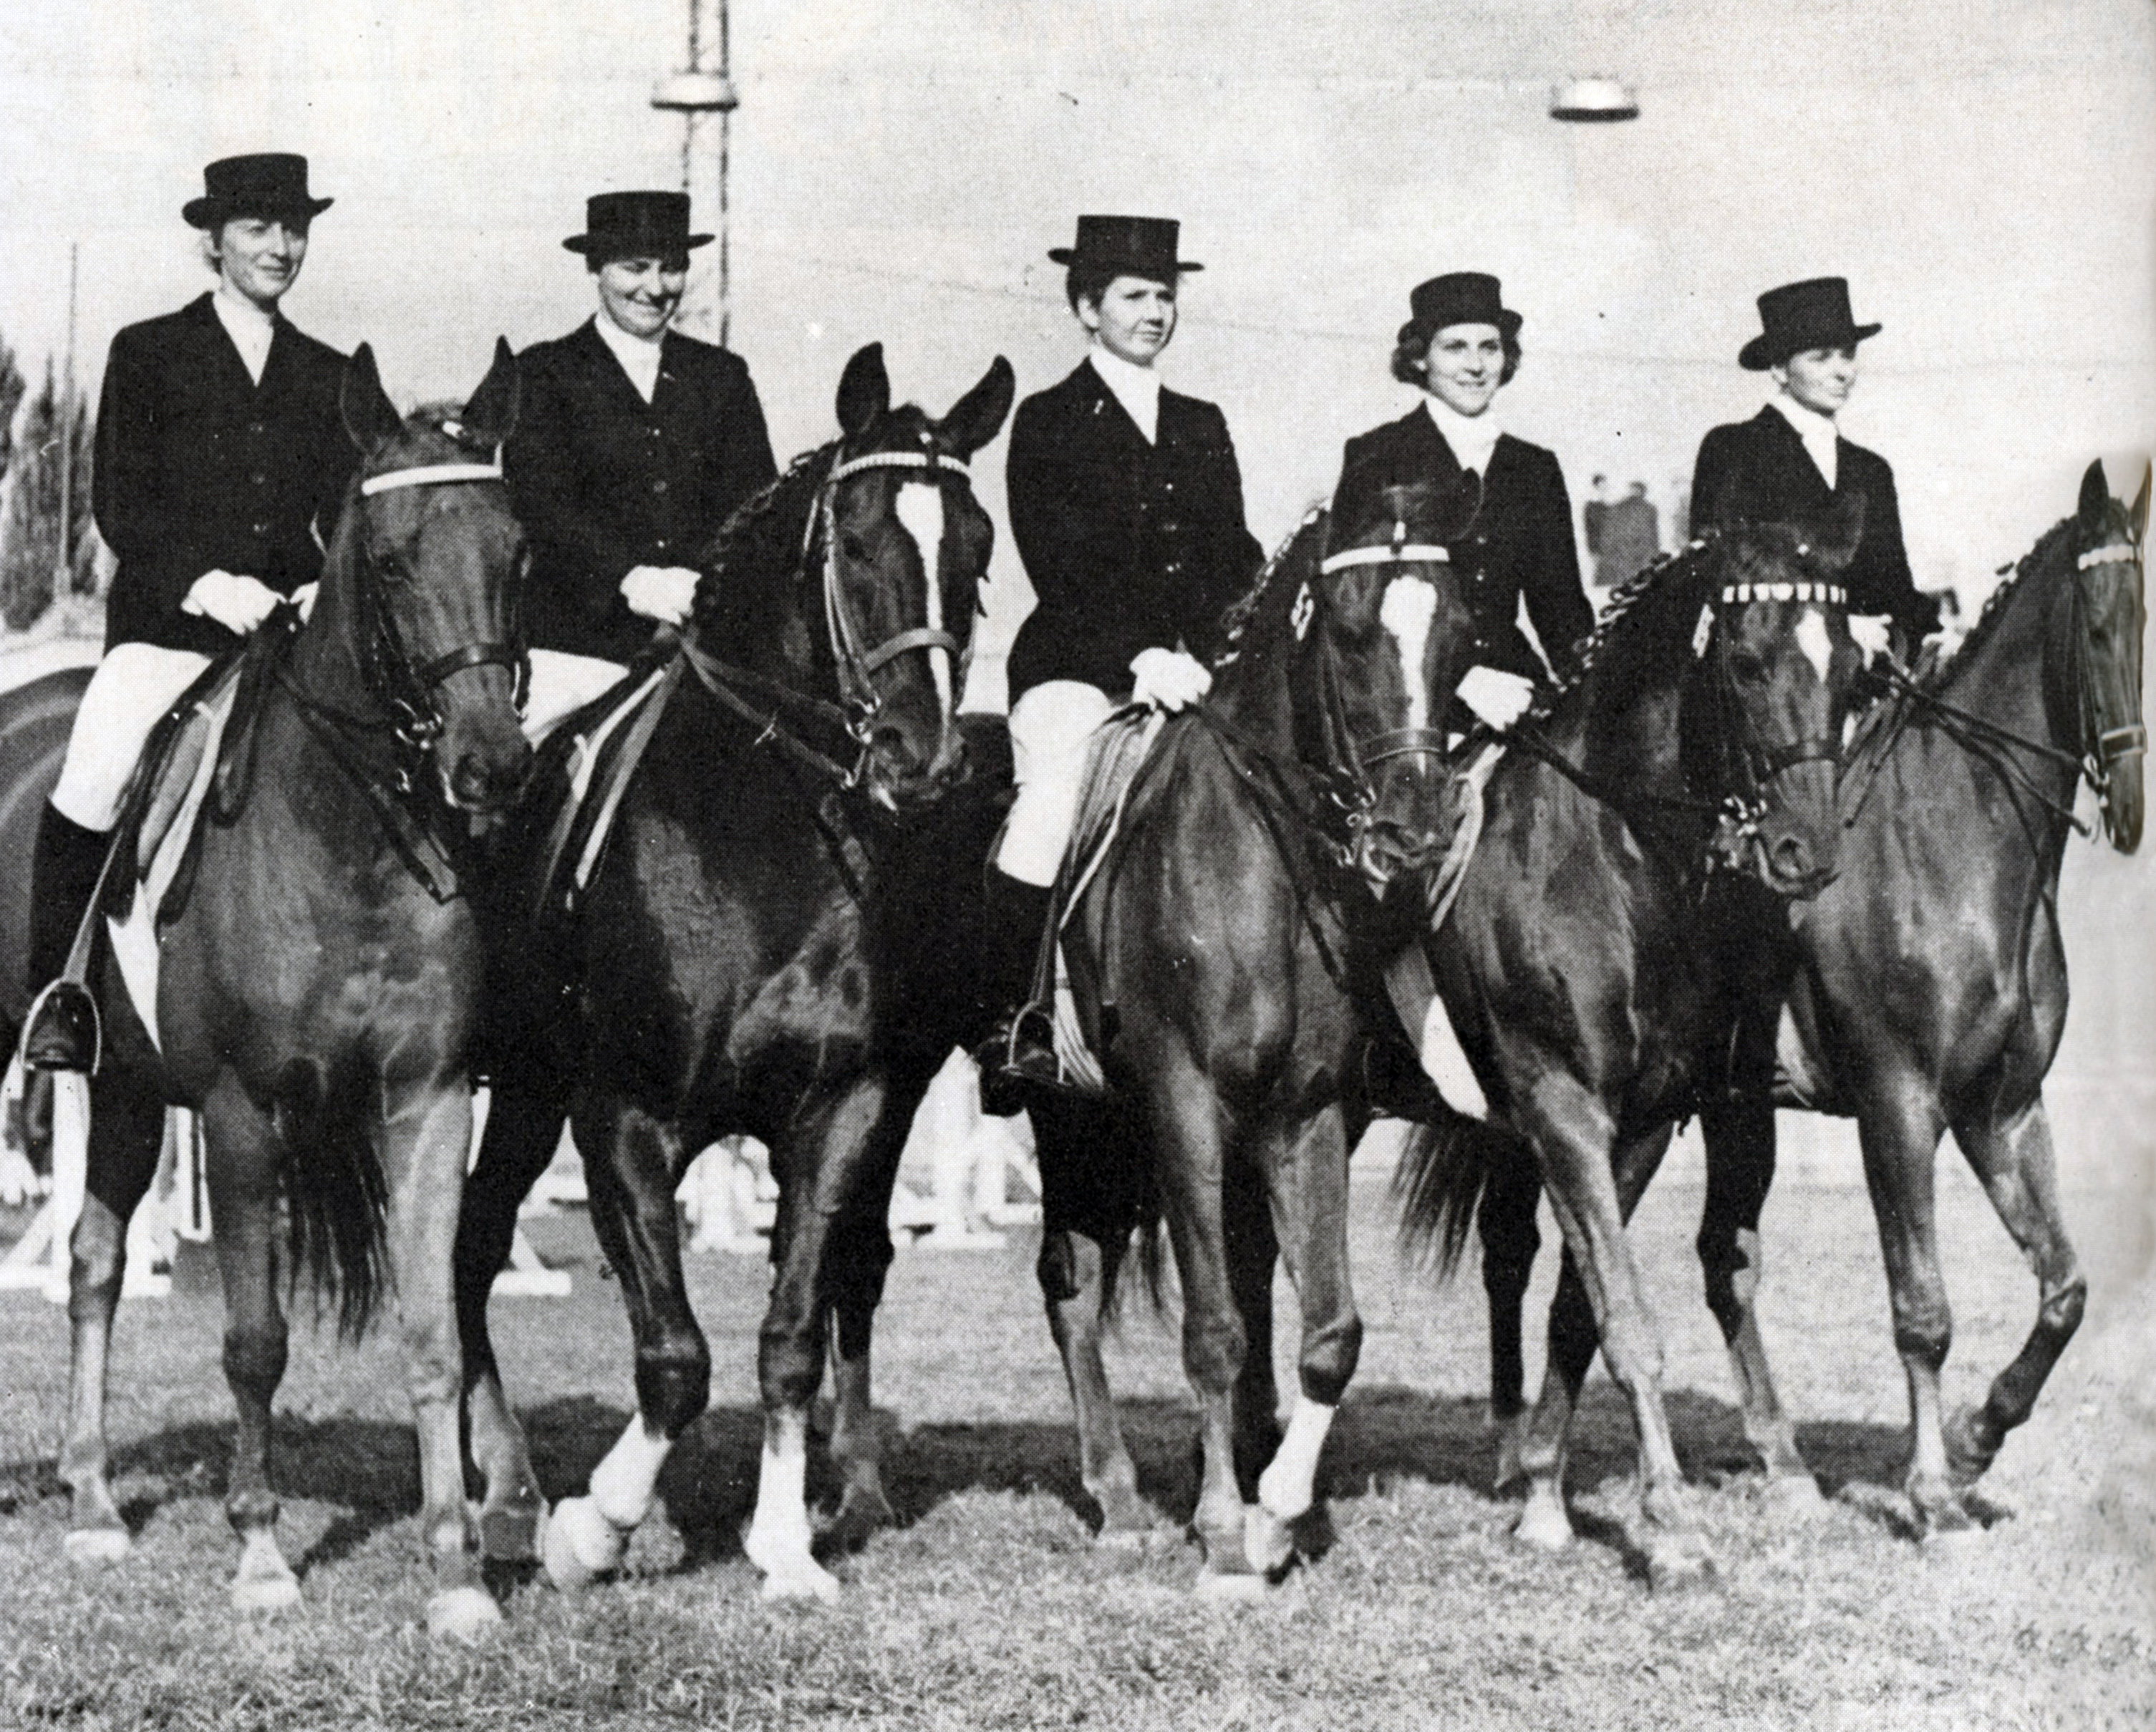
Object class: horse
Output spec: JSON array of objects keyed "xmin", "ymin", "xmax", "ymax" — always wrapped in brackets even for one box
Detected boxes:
[
  {"xmin": 1392, "ymin": 507, "xmax": 1865, "ymax": 1587},
  {"xmin": 1028, "ymin": 477, "xmax": 1483, "ymax": 1597},
  {"xmin": 1656, "ymin": 458, "xmax": 2147, "ymax": 1533},
  {"xmin": 50, "ymin": 342, "xmax": 533, "ymax": 1641},
  {"xmin": 452, "ymin": 343, "xmax": 1015, "ymax": 1604}
]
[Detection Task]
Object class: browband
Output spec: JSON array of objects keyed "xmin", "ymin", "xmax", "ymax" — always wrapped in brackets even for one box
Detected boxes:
[
  {"xmin": 829, "ymin": 450, "xmax": 970, "ymax": 483},
  {"xmin": 2078, "ymin": 544, "xmax": 2139, "ymax": 570},
  {"xmin": 1719, "ymin": 581, "xmax": 1847, "ymax": 605},
  {"xmin": 1320, "ymin": 544, "xmax": 1451, "ymax": 574},
  {"xmin": 361, "ymin": 459, "xmax": 505, "ymax": 496}
]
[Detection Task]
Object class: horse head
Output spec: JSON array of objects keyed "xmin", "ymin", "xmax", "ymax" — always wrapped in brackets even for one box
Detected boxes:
[
  {"xmin": 815, "ymin": 342, "xmax": 1015, "ymax": 815},
  {"xmin": 334, "ymin": 339, "xmax": 533, "ymax": 824},
  {"xmin": 1688, "ymin": 500, "xmax": 1867, "ymax": 896},
  {"xmin": 1310, "ymin": 476, "xmax": 1481, "ymax": 898},
  {"xmin": 2066, "ymin": 459, "xmax": 2147, "ymax": 852}
]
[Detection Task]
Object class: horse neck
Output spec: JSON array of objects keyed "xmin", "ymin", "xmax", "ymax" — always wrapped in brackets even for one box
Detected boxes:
[
  {"xmin": 1208, "ymin": 626, "xmax": 1297, "ymax": 758},
  {"xmin": 1936, "ymin": 538, "xmax": 2077, "ymax": 761},
  {"xmin": 284, "ymin": 504, "xmax": 381, "ymax": 720}
]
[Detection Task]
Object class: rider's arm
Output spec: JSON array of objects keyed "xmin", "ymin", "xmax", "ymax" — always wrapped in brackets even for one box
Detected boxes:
[
  {"xmin": 503, "ymin": 356, "xmax": 642, "ymax": 626},
  {"xmin": 92, "ymin": 325, "xmax": 174, "ymax": 579},
  {"xmin": 1519, "ymin": 447, "xmax": 1594, "ymax": 682},
  {"xmin": 1173, "ymin": 404, "xmax": 1265, "ymax": 666},
  {"xmin": 1844, "ymin": 458, "xmax": 1940, "ymax": 644}
]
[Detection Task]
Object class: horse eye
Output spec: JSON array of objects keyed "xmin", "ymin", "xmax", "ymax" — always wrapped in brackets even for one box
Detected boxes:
[
  {"xmin": 374, "ymin": 548, "xmax": 407, "ymax": 581},
  {"xmin": 1731, "ymin": 652, "xmax": 1768, "ymax": 684}
]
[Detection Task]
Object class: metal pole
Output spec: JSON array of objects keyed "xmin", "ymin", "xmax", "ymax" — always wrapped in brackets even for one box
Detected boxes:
[{"xmin": 717, "ymin": 0, "xmax": 732, "ymax": 351}]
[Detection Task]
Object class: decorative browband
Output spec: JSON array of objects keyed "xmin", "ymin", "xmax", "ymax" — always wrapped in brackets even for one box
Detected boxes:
[
  {"xmin": 361, "ymin": 459, "xmax": 504, "ymax": 495},
  {"xmin": 1719, "ymin": 582, "xmax": 1847, "ymax": 605},
  {"xmin": 829, "ymin": 451, "xmax": 970, "ymax": 482},
  {"xmin": 1320, "ymin": 544, "xmax": 1451, "ymax": 574},
  {"xmin": 2078, "ymin": 544, "xmax": 2139, "ymax": 570}
]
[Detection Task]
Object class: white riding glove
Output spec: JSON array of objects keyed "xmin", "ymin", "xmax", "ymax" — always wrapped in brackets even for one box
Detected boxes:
[
  {"xmin": 620, "ymin": 564, "xmax": 702, "ymax": 626},
  {"xmin": 1454, "ymin": 664, "xmax": 1537, "ymax": 731},
  {"xmin": 291, "ymin": 582, "xmax": 320, "ymax": 621},
  {"xmin": 182, "ymin": 569, "xmax": 284, "ymax": 635},
  {"xmin": 1129, "ymin": 647, "xmax": 1213, "ymax": 712},
  {"xmin": 1848, "ymin": 614, "xmax": 1895, "ymax": 664}
]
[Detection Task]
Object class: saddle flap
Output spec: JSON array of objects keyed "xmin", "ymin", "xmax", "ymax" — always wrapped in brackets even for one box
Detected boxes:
[{"xmin": 130, "ymin": 659, "xmax": 248, "ymax": 927}]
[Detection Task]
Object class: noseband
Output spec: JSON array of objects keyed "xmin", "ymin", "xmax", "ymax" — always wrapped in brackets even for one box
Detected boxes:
[{"xmin": 357, "ymin": 448, "xmax": 528, "ymax": 753}]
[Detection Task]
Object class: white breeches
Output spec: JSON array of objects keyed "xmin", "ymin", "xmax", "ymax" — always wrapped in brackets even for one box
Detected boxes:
[
  {"xmin": 997, "ymin": 680, "xmax": 1115, "ymax": 887},
  {"xmin": 523, "ymin": 648, "xmax": 630, "ymax": 742},
  {"xmin": 50, "ymin": 645, "xmax": 214, "ymax": 831}
]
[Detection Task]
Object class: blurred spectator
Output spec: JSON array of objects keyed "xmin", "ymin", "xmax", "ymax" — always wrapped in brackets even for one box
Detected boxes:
[{"xmin": 1587, "ymin": 478, "xmax": 1660, "ymax": 589}]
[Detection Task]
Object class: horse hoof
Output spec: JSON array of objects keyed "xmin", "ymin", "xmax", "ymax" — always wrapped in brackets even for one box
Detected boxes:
[
  {"xmin": 231, "ymin": 1572, "xmax": 302, "ymax": 1614},
  {"xmin": 1761, "ymin": 1473, "xmax": 1825, "ymax": 1519},
  {"xmin": 1943, "ymin": 1407, "xmax": 1998, "ymax": 1486},
  {"xmin": 542, "ymin": 1496, "xmax": 626, "ymax": 1591},
  {"xmin": 480, "ymin": 1499, "xmax": 547, "ymax": 1563},
  {"xmin": 1244, "ymin": 1505, "xmax": 1297, "ymax": 1577},
  {"xmin": 1646, "ymin": 1539, "xmax": 1717, "ymax": 1595},
  {"xmin": 1091, "ymin": 1484, "xmax": 1158, "ymax": 1546},
  {"xmin": 1513, "ymin": 1492, "xmax": 1574, "ymax": 1553},
  {"xmin": 426, "ymin": 1586, "xmax": 503, "ymax": 1643},
  {"xmin": 1193, "ymin": 1569, "xmax": 1270, "ymax": 1605},
  {"xmin": 63, "ymin": 1527, "xmax": 132, "ymax": 1568},
  {"xmin": 1491, "ymin": 1415, "xmax": 1532, "ymax": 1494},
  {"xmin": 758, "ymin": 1559, "xmax": 841, "ymax": 1605},
  {"xmin": 824, "ymin": 1487, "xmax": 896, "ymax": 1554}
]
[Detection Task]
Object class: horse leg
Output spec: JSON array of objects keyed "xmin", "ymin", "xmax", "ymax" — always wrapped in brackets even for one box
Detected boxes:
[
  {"xmin": 1136, "ymin": 1050, "xmax": 1259, "ymax": 1598},
  {"xmin": 1478, "ymin": 1152, "xmax": 1543, "ymax": 1491},
  {"xmin": 1854, "ymin": 1080, "xmax": 1961, "ymax": 1531},
  {"xmin": 1940, "ymin": 1096, "xmax": 2085, "ymax": 1494},
  {"xmin": 1696, "ymin": 1097, "xmax": 1817, "ymax": 1503},
  {"xmin": 1248, "ymin": 1108, "xmax": 1360, "ymax": 1578},
  {"xmin": 1034, "ymin": 1094, "xmax": 1154, "ymax": 1542},
  {"xmin": 1224, "ymin": 1159, "xmax": 1283, "ymax": 1504},
  {"xmin": 193, "ymin": 1077, "xmax": 301, "ymax": 1614},
  {"xmin": 744, "ymin": 1075, "xmax": 893, "ymax": 1604},
  {"xmin": 1515, "ymin": 1087, "xmax": 1708, "ymax": 1587},
  {"xmin": 457, "ymin": 1079, "xmax": 571, "ymax": 1562},
  {"xmin": 541, "ymin": 1096, "xmax": 707, "ymax": 1596},
  {"xmin": 59, "ymin": 1063, "xmax": 165, "ymax": 1566}
]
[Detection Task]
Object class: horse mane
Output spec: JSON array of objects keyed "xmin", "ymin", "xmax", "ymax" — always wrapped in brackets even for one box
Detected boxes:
[
  {"xmin": 1530, "ymin": 538, "xmax": 1714, "ymax": 733},
  {"xmin": 1929, "ymin": 516, "xmax": 2076, "ymax": 692},
  {"xmin": 1214, "ymin": 506, "xmax": 1330, "ymax": 672},
  {"xmin": 687, "ymin": 440, "xmax": 841, "ymax": 650}
]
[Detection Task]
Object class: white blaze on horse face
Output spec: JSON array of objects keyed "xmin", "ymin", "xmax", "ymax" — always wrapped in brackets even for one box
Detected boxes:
[
  {"xmin": 1795, "ymin": 604, "xmax": 1834, "ymax": 683},
  {"xmin": 1380, "ymin": 575, "xmax": 1440, "ymax": 732},
  {"xmin": 894, "ymin": 480, "xmax": 952, "ymax": 711}
]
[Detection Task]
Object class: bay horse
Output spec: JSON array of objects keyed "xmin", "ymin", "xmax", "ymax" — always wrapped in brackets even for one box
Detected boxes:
[
  {"xmin": 1030, "ymin": 478, "xmax": 1481, "ymax": 1597},
  {"xmin": 52, "ymin": 342, "xmax": 533, "ymax": 1640},
  {"xmin": 1667, "ymin": 459, "xmax": 2147, "ymax": 1532},
  {"xmin": 453, "ymin": 344, "xmax": 1015, "ymax": 1603},
  {"xmin": 1393, "ymin": 509, "xmax": 1864, "ymax": 1585}
]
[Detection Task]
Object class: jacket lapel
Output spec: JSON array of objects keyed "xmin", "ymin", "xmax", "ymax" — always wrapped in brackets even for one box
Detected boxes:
[
  {"xmin": 1754, "ymin": 406, "xmax": 1837, "ymax": 501},
  {"xmin": 577, "ymin": 317, "xmax": 659, "ymax": 420},
  {"xmin": 1402, "ymin": 406, "xmax": 1461, "ymax": 482},
  {"xmin": 1074, "ymin": 359, "xmax": 1151, "ymax": 458},
  {"xmin": 189, "ymin": 294, "xmax": 263, "ymax": 402}
]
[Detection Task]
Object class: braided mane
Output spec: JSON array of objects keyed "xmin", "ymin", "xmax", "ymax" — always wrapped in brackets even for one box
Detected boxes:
[
  {"xmin": 687, "ymin": 440, "xmax": 841, "ymax": 648},
  {"xmin": 1214, "ymin": 505, "xmax": 1330, "ymax": 669},
  {"xmin": 1929, "ymin": 516, "xmax": 2074, "ymax": 690},
  {"xmin": 1527, "ymin": 538, "xmax": 1712, "ymax": 730}
]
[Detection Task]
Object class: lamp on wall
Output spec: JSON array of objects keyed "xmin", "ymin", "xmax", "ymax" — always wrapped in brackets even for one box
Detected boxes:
[{"xmin": 1550, "ymin": 76, "xmax": 1640, "ymax": 122}]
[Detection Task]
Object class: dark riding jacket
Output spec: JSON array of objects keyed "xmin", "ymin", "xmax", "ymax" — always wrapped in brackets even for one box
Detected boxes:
[
  {"xmin": 1689, "ymin": 406, "xmax": 1940, "ymax": 638},
  {"xmin": 1004, "ymin": 359, "xmax": 1263, "ymax": 705},
  {"xmin": 1333, "ymin": 407, "xmax": 1592, "ymax": 687},
  {"xmin": 93, "ymin": 294, "xmax": 354, "ymax": 658},
  {"xmin": 506, "ymin": 319, "xmax": 778, "ymax": 664}
]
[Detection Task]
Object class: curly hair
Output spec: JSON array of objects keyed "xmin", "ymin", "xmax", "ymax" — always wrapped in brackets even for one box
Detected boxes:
[{"xmin": 1391, "ymin": 324, "xmax": 1522, "ymax": 390}]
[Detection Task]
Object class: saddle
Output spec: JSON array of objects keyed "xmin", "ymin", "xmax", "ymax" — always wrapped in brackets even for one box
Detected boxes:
[{"xmin": 528, "ymin": 652, "xmax": 684, "ymax": 923}]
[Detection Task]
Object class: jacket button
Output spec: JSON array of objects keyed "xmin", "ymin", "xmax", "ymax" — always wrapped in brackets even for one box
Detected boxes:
[
  {"xmin": 652, "ymin": 478, "xmax": 668, "ymax": 495},
  {"xmin": 252, "ymin": 521, "xmax": 269, "ymax": 536},
  {"xmin": 248, "ymin": 421, "xmax": 265, "ymax": 435},
  {"xmin": 1165, "ymin": 561, "xmax": 1183, "ymax": 576},
  {"xmin": 654, "ymin": 538, "xmax": 669, "ymax": 552},
  {"xmin": 251, "ymin": 471, "xmax": 268, "ymax": 485},
  {"xmin": 1164, "ymin": 481, "xmax": 1174, "ymax": 493}
]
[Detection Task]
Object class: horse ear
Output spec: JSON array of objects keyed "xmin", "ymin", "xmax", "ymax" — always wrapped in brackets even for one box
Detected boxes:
[
  {"xmin": 836, "ymin": 343, "xmax": 890, "ymax": 438},
  {"xmin": 459, "ymin": 337, "xmax": 520, "ymax": 449},
  {"xmin": 2077, "ymin": 459, "xmax": 2110, "ymax": 532},
  {"xmin": 1434, "ymin": 468, "xmax": 1484, "ymax": 545},
  {"xmin": 937, "ymin": 356, "xmax": 1015, "ymax": 458},
  {"xmin": 2130, "ymin": 463, "xmax": 2150, "ymax": 545},
  {"xmin": 1812, "ymin": 489, "xmax": 1867, "ymax": 570},
  {"xmin": 340, "ymin": 343, "xmax": 403, "ymax": 455}
]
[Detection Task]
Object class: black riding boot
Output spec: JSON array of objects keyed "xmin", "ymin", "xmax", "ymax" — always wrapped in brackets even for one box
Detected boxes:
[
  {"xmin": 23, "ymin": 803, "xmax": 111, "ymax": 1073},
  {"xmin": 972, "ymin": 868, "xmax": 1064, "ymax": 1118}
]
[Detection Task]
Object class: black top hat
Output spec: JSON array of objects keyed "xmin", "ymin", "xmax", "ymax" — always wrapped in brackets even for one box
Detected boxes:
[
  {"xmin": 1401, "ymin": 272, "xmax": 1522, "ymax": 344},
  {"xmin": 1739, "ymin": 277, "xmax": 1881, "ymax": 371},
  {"xmin": 1047, "ymin": 215, "xmax": 1202, "ymax": 279},
  {"xmin": 182, "ymin": 154, "xmax": 333, "ymax": 229},
  {"xmin": 562, "ymin": 192, "xmax": 713, "ymax": 262}
]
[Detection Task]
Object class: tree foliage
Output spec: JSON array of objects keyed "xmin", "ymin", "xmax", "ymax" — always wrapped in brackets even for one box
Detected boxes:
[{"xmin": 0, "ymin": 359, "xmax": 95, "ymax": 632}]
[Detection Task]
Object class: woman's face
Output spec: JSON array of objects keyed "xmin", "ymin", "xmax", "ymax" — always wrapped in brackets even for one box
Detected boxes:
[
  {"xmin": 1080, "ymin": 274, "xmax": 1177, "ymax": 367},
  {"xmin": 214, "ymin": 216, "xmax": 309, "ymax": 311},
  {"xmin": 1421, "ymin": 322, "xmax": 1505, "ymax": 416},
  {"xmin": 1774, "ymin": 345, "xmax": 1858, "ymax": 417},
  {"xmin": 596, "ymin": 255, "xmax": 687, "ymax": 340}
]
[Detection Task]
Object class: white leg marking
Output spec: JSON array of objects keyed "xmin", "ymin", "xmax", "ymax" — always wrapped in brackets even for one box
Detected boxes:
[
  {"xmin": 1380, "ymin": 575, "xmax": 1439, "ymax": 732},
  {"xmin": 745, "ymin": 1408, "xmax": 839, "ymax": 1602},
  {"xmin": 1257, "ymin": 1395, "xmax": 1337, "ymax": 1522},
  {"xmin": 1795, "ymin": 605, "xmax": 1833, "ymax": 683},
  {"xmin": 589, "ymin": 1417, "xmax": 673, "ymax": 1531},
  {"xmin": 894, "ymin": 480, "xmax": 952, "ymax": 712}
]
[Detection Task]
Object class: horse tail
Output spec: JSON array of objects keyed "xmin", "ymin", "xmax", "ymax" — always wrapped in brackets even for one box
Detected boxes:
[
  {"xmin": 1391, "ymin": 1100, "xmax": 1527, "ymax": 1281},
  {"xmin": 1108, "ymin": 1175, "xmax": 1171, "ymax": 1320},
  {"xmin": 272, "ymin": 1053, "xmax": 391, "ymax": 1340}
]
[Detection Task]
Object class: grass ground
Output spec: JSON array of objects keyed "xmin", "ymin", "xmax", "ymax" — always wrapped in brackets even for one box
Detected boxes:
[{"xmin": 0, "ymin": 1125, "xmax": 2150, "ymax": 1731}]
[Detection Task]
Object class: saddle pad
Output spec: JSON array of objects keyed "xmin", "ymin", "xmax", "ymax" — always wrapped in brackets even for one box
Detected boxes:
[{"xmin": 533, "ymin": 659, "xmax": 679, "ymax": 919}]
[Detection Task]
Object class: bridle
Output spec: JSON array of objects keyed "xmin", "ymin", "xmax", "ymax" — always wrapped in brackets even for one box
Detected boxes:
[
  {"xmin": 1698, "ymin": 574, "xmax": 1848, "ymax": 827},
  {"xmin": 2069, "ymin": 540, "xmax": 2146, "ymax": 795},
  {"xmin": 351, "ymin": 446, "xmax": 529, "ymax": 763},
  {"xmin": 680, "ymin": 440, "xmax": 977, "ymax": 793}
]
